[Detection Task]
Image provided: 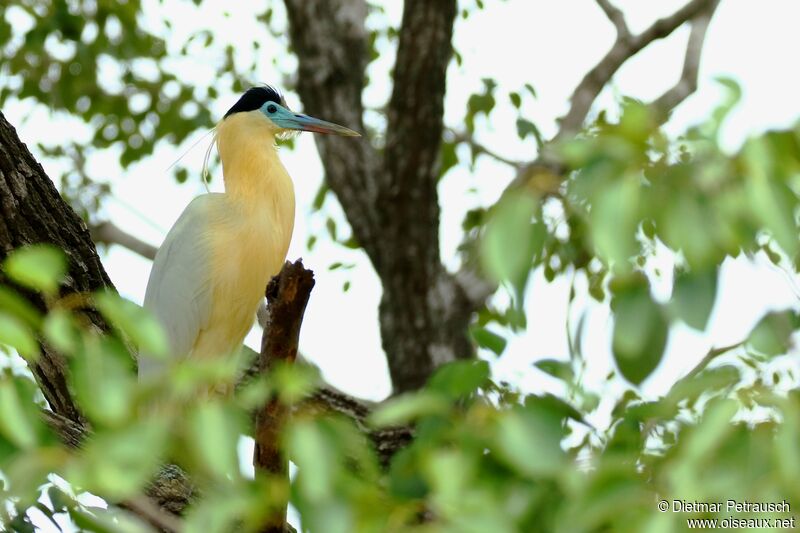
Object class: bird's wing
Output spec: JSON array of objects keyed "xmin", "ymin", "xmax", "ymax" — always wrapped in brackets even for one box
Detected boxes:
[{"xmin": 139, "ymin": 194, "xmax": 220, "ymax": 378}]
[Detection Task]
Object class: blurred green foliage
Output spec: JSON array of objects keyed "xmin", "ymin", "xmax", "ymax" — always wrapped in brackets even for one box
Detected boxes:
[
  {"xmin": 1, "ymin": 243, "xmax": 799, "ymax": 531},
  {"xmin": 1, "ymin": 195, "xmax": 800, "ymax": 533}
]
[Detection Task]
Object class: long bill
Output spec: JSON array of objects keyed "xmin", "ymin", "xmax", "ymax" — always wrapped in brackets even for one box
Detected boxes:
[{"xmin": 281, "ymin": 113, "xmax": 361, "ymax": 137}]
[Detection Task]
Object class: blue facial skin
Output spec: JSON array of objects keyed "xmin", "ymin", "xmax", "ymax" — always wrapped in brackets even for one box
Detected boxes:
[{"xmin": 259, "ymin": 101, "xmax": 360, "ymax": 136}]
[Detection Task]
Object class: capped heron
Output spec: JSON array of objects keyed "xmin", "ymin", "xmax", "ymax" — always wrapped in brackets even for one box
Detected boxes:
[{"xmin": 139, "ymin": 86, "xmax": 359, "ymax": 386}]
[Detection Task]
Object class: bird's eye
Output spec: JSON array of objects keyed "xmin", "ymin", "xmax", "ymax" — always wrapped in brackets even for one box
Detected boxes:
[{"xmin": 267, "ymin": 104, "xmax": 277, "ymax": 114}]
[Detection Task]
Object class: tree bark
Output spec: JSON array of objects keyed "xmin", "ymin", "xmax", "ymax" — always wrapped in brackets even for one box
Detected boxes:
[
  {"xmin": 0, "ymin": 111, "xmax": 113, "ymax": 423},
  {"xmin": 254, "ymin": 260, "xmax": 315, "ymax": 533}
]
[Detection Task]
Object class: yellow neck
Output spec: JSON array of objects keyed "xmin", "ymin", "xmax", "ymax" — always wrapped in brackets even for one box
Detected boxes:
[{"xmin": 215, "ymin": 112, "xmax": 294, "ymax": 212}]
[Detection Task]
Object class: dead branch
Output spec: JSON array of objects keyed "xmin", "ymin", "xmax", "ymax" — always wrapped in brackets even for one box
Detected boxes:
[{"xmin": 254, "ymin": 260, "xmax": 315, "ymax": 532}]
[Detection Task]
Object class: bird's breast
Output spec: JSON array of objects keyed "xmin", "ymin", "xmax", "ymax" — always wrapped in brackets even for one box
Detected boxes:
[
  {"xmin": 213, "ymin": 204, "xmax": 294, "ymax": 302},
  {"xmin": 195, "ymin": 197, "xmax": 294, "ymax": 359}
]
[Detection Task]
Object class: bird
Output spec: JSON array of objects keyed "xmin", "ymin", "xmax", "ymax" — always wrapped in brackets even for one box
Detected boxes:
[{"xmin": 139, "ymin": 85, "xmax": 359, "ymax": 391}]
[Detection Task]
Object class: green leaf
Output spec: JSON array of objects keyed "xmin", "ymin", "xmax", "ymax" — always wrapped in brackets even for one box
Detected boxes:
[
  {"xmin": 526, "ymin": 393, "xmax": 585, "ymax": 424},
  {"xmin": 465, "ymin": 79, "xmax": 497, "ymax": 132},
  {"xmin": 743, "ymin": 137, "xmax": 799, "ymax": 258},
  {"xmin": 618, "ymin": 100, "xmax": 654, "ymax": 144},
  {"xmin": 534, "ymin": 359, "xmax": 573, "ymax": 382},
  {"xmin": 611, "ymin": 275, "xmax": 668, "ymax": 385},
  {"xmin": 0, "ymin": 313, "xmax": 39, "ymax": 360},
  {"xmin": 7, "ymin": 514, "xmax": 35, "ymax": 533},
  {"xmin": 747, "ymin": 310, "xmax": 798, "ymax": 356},
  {"xmin": 286, "ymin": 420, "xmax": 336, "ymax": 501},
  {"xmin": 470, "ymin": 326, "xmax": 507, "ymax": 355},
  {"xmin": 681, "ymin": 398, "xmax": 738, "ymax": 463},
  {"xmin": 669, "ymin": 268, "xmax": 718, "ymax": 330},
  {"xmin": 94, "ymin": 290, "xmax": 168, "ymax": 359},
  {"xmin": 312, "ymin": 182, "xmax": 329, "ymax": 211},
  {"xmin": 307, "ymin": 235, "xmax": 317, "ymax": 251},
  {"xmin": 47, "ymin": 486, "xmax": 73, "ymax": 513},
  {"xmin": 439, "ymin": 141, "xmax": 458, "ymax": 177},
  {"xmin": 480, "ymin": 191, "xmax": 540, "ymax": 296},
  {"xmin": 0, "ymin": 286, "xmax": 43, "ymax": 328},
  {"xmin": 72, "ymin": 335, "xmax": 135, "ymax": 425},
  {"xmin": 494, "ymin": 404, "xmax": 565, "ymax": 477},
  {"xmin": 589, "ymin": 176, "xmax": 640, "ymax": 267},
  {"xmin": 325, "ymin": 217, "xmax": 337, "ymax": 241},
  {"xmin": 174, "ymin": 167, "xmax": 188, "ymax": 183},
  {"xmin": 706, "ymin": 77, "xmax": 742, "ymax": 138},
  {"xmin": 428, "ymin": 360, "xmax": 490, "ymax": 398},
  {"xmin": 0, "ymin": 373, "xmax": 43, "ymax": 449},
  {"xmin": 188, "ymin": 401, "xmax": 246, "ymax": 481},
  {"xmin": 68, "ymin": 419, "xmax": 169, "ymax": 501},
  {"xmin": 270, "ymin": 361, "xmax": 319, "ymax": 404},
  {"xmin": 423, "ymin": 449, "xmax": 473, "ymax": 508},
  {"xmin": 516, "ymin": 118, "xmax": 543, "ymax": 147},
  {"xmin": 659, "ymin": 190, "xmax": 717, "ymax": 268},
  {"xmin": 42, "ymin": 309, "xmax": 83, "ymax": 355},
  {"xmin": 369, "ymin": 391, "xmax": 449, "ymax": 427},
  {"xmin": 3, "ymin": 244, "xmax": 67, "ymax": 295}
]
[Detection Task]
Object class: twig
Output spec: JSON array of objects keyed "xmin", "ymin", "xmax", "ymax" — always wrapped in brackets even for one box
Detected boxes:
[
  {"xmin": 91, "ymin": 220, "xmax": 158, "ymax": 261},
  {"xmin": 254, "ymin": 260, "xmax": 315, "ymax": 533},
  {"xmin": 674, "ymin": 340, "xmax": 744, "ymax": 388},
  {"xmin": 595, "ymin": 0, "xmax": 629, "ymax": 38},
  {"xmin": 651, "ymin": 0, "xmax": 721, "ymax": 120},
  {"xmin": 448, "ymin": 129, "xmax": 525, "ymax": 169}
]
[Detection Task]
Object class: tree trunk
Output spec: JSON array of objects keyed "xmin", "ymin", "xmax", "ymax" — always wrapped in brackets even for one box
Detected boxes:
[
  {"xmin": 285, "ymin": 0, "xmax": 477, "ymax": 393},
  {"xmin": 0, "ymin": 111, "xmax": 113, "ymax": 422}
]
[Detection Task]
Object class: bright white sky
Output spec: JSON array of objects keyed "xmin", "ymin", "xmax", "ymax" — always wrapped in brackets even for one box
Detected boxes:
[
  {"xmin": 6, "ymin": 0, "xmax": 800, "ymax": 530},
  {"xmin": 7, "ymin": 0, "xmax": 800, "ymax": 406}
]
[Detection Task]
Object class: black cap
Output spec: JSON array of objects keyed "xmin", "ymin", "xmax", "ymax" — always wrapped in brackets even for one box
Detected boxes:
[{"xmin": 224, "ymin": 86, "xmax": 283, "ymax": 118}]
